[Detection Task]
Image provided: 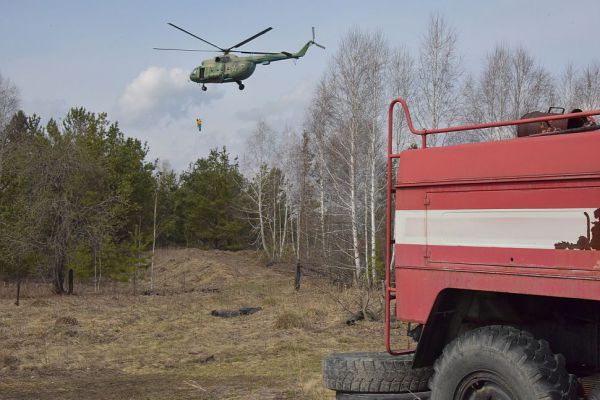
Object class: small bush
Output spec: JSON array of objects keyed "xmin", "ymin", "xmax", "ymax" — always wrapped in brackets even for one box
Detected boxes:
[
  {"xmin": 1, "ymin": 354, "xmax": 20, "ymax": 368},
  {"xmin": 273, "ymin": 311, "xmax": 310, "ymax": 330},
  {"xmin": 303, "ymin": 307, "xmax": 327, "ymax": 321},
  {"xmin": 262, "ymin": 297, "xmax": 278, "ymax": 307},
  {"xmin": 55, "ymin": 316, "xmax": 79, "ymax": 326}
]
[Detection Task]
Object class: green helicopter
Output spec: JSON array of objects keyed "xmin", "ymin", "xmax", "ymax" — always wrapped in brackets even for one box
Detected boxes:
[{"xmin": 154, "ymin": 23, "xmax": 325, "ymax": 91}]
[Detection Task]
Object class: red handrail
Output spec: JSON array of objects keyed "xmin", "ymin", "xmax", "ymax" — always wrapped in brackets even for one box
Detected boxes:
[
  {"xmin": 384, "ymin": 98, "xmax": 600, "ymax": 355},
  {"xmin": 389, "ymin": 97, "xmax": 600, "ymax": 149}
]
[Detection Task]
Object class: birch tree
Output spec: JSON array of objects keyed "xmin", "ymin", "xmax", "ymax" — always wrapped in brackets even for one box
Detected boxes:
[
  {"xmin": 364, "ymin": 34, "xmax": 388, "ymax": 283},
  {"xmin": 303, "ymin": 28, "xmax": 391, "ymax": 282},
  {"xmin": 306, "ymin": 78, "xmax": 335, "ymax": 263},
  {"xmin": 329, "ymin": 28, "xmax": 375, "ymax": 280},
  {"xmin": 458, "ymin": 45, "xmax": 555, "ymax": 143},
  {"xmin": 243, "ymin": 120, "xmax": 294, "ymax": 262},
  {"xmin": 0, "ymin": 73, "xmax": 20, "ymax": 176},
  {"xmin": 558, "ymin": 62, "xmax": 600, "ymax": 113},
  {"xmin": 388, "ymin": 46, "xmax": 418, "ymax": 151},
  {"xmin": 558, "ymin": 64, "xmax": 578, "ymax": 111},
  {"xmin": 244, "ymin": 120, "xmax": 277, "ymax": 258},
  {"xmin": 574, "ymin": 62, "xmax": 600, "ymax": 110},
  {"xmin": 416, "ymin": 14, "xmax": 461, "ymax": 146},
  {"xmin": 510, "ymin": 47, "xmax": 555, "ymax": 119}
]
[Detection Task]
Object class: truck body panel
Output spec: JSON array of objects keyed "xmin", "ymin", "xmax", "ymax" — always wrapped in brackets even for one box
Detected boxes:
[{"xmin": 393, "ymin": 128, "xmax": 600, "ymax": 324}]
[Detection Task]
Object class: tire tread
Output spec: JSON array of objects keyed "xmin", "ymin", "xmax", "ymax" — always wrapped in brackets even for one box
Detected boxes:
[
  {"xmin": 323, "ymin": 352, "xmax": 433, "ymax": 393},
  {"xmin": 429, "ymin": 325, "xmax": 577, "ymax": 400}
]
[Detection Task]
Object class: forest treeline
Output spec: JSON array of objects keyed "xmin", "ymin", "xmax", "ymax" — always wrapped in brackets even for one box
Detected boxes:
[
  {"xmin": 0, "ymin": 107, "xmax": 248, "ymax": 293},
  {"xmin": 1, "ymin": 15, "xmax": 599, "ymax": 292}
]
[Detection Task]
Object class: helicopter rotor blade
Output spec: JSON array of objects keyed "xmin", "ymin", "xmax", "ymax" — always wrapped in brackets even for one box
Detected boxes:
[
  {"xmin": 227, "ymin": 27, "xmax": 273, "ymax": 51},
  {"xmin": 310, "ymin": 27, "xmax": 326, "ymax": 49},
  {"xmin": 233, "ymin": 50, "xmax": 280, "ymax": 55},
  {"xmin": 153, "ymin": 48, "xmax": 219, "ymax": 52},
  {"xmin": 167, "ymin": 23, "xmax": 225, "ymax": 51}
]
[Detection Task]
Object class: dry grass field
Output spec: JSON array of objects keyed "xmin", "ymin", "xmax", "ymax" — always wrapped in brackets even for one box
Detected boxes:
[{"xmin": 0, "ymin": 249, "xmax": 412, "ymax": 400}]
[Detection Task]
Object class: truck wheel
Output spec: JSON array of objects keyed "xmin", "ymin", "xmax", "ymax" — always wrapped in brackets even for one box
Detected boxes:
[
  {"xmin": 323, "ymin": 352, "xmax": 432, "ymax": 393},
  {"xmin": 429, "ymin": 325, "xmax": 577, "ymax": 400},
  {"xmin": 589, "ymin": 386, "xmax": 600, "ymax": 400}
]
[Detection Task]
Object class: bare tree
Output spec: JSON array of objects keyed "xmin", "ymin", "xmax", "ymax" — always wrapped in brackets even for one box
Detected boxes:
[
  {"xmin": 0, "ymin": 72, "xmax": 19, "ymax": 130},
  {"xmin": 388, "ymin": 46, "xmax": 418, "ymax": 151},
  {"xmin": 364, "ymin": 34, "xmax": 388, "ymax": 283},
  {"xmin": 0, "ymin": 72, "xmax": 20, "ymax": 176},
  {"xmin": 557, "ymin": 61, "xmax": 600, "ymax": 113},
  {"xmin": 558, "ymin": 64, "xmax": 578, "ymax": 111},
  {"xmin": 329, "ymin": 28, "xmax": 376, "ymax": 280},
  {"xmin": 302, "ymin": 28, "xmax": 392, "ymax": 283},
  {"xmin": 510, "ymin": 47, "xmax": 555, "ymax": 119},
  {"xmin": 305, "ymin": 78, "xmax": 335, "ymax": 265},
  {"xmin": 244, "ymin": 120, "xmax": 277, "ymax": 259},
  {"xmin": 243, "ymin": 120, "xmax": 294, "ymax": 262},
  {"xmin": 574, "ymin": 62, "xmax": 600, "ymax": 110},
  {"xmin": 416, "ymin": 14, "xmax": 461, "ymax": 146},
  {"xmin": 457, "ymin": 45, "xmax": 555, "ymax": 143}
]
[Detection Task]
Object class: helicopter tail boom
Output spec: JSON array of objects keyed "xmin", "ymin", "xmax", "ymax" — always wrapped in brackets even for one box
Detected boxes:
[{"xmin": 292, "ymin": 27, "xmax": 325, "ymax": 58}]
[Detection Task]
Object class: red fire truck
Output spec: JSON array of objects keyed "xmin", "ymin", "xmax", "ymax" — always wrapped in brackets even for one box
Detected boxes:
[{"xmin": 323, "ymin": 99, "xmax": 600, "ymax": 399}]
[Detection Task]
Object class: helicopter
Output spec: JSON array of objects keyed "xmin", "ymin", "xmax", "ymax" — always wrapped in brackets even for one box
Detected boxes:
[{"xmin": 154, "ymin": 23, "xmax": 325, "ymax": 91}]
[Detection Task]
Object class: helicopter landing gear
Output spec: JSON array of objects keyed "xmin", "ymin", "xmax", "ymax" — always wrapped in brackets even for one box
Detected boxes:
[
  {"xmin": 236, "ymin": 81, "xmax": 245, "ymax": 90},
  {"xmin": 201, "ymin": 84, "xmax": 207, "ymax": 91}
]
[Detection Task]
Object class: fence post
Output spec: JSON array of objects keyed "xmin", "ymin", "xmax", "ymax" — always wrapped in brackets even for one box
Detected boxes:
[
  {"xmin": 68, "ymin": 269, "xmax": 74, "ymax": 295},
  {"xmin": 15, "ymin": 279, "xmax": 21, "ymax": 306}
]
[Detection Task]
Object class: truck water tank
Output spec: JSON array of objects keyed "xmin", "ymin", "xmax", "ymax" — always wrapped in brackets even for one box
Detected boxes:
[{"xmin": 517, "ymin": 111, "xmax": 568, "ymax": 137}]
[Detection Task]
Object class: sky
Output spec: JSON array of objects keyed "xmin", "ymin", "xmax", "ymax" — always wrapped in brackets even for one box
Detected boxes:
[{"xmin": 1, "ymin": 0, "xmax": 599, "ymax": 171}]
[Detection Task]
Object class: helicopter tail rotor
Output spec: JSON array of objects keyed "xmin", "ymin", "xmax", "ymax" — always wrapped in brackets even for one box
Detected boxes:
[{"xmin": 310, "ymin": 27, "xmax": 326, "ymax": 49}]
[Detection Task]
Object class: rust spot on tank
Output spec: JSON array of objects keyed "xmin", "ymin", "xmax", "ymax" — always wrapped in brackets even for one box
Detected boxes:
[{"xmin": 554, "ymin": 209, "xmax": 599, "ymax": 251}]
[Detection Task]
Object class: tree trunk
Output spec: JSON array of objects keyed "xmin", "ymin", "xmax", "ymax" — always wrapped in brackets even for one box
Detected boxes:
[
  {"xmin": 258, "ymin": 178, "xmax": 269, "ymax": 259},
  {"xmin": 294, "ymin": 261, "xmax": 302, "ymax": 290},
  {"xmin": 93, "ymin": 246, "xmax": 97, "ymax": 292},
  {"xmin": 67, "ymin": 269, "xmax": 73, "ymax": 295},
  {"xmin": 319, "ymin": 156, "xmax": 327, "ymax": 258},
  {"xmin": 370, "ymin": 121, "xmax": 378, "ymax": 283},
  {"xmin": 151, "ymin": 175, "xmax": 159, "ymax": 290},
  {"xmin": 272, "ymin": 177, "xmax": 278, "ymax": 260},
  {"xmin": 350, "ymin": 123, "xmax": 362, "ymax": 281},
  {"xmin": 98, "ymin": 251, "xmax": 102, "ymax": 291},
  {"xmin": 132, "ymin": 266, "xmax": 137, "ymax": 296},
  {"xmin": 364, "ymin": 183, "xmax": 370, "ymax": 286},
  {"xmin": 53, "ymin": 252, "xmax": 65, "ymax": 294},
  {"xmin": 15, "ymin": 279, "xmax": 20, "ymax": 306},
  {"xmin": 280, "ymin": 200, "xmax": 288, "ymax": 259}
]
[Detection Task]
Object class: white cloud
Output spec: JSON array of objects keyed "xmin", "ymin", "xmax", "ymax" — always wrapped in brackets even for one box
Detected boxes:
[
  {"xmin": 117, "ymin": 66, "xmax": 222, "ymax": 124},
  {"xmin": 116, "ymin": 67, "xmax": 315, "ymax": 172}
]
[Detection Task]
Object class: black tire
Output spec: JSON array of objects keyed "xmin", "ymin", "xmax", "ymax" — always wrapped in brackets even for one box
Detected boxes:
[
  {"xmin": 429, "ymin": 325, "xmax": 577, "ymax": 400},
  {"xmin": 323, "ymin": 352, "xmax": 433, "ymax": 393}
]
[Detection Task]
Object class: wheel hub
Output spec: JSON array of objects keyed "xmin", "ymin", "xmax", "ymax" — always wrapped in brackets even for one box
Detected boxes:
[{"xmin": 455, "ymin": 371, "xmax": 514, "ymax": 400}]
